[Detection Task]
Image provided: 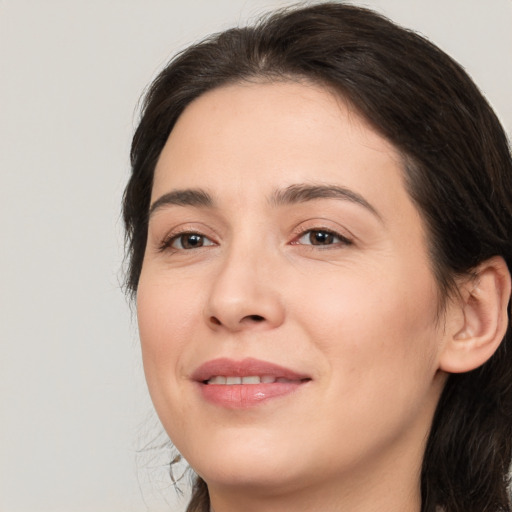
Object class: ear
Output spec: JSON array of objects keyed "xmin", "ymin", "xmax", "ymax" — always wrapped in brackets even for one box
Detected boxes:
[{"xmin": 439, "ymin": 256, "xmax": 511, "ymax": 374}]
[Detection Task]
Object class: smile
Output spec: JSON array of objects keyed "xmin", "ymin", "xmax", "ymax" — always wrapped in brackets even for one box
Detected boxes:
[
  {"xmin": 206, "ymin": 376, "xmax": 300, "ymax": 385},
  {"xmin": 193, "ymin": 358, "xmax": 311, "ymax": 408}
]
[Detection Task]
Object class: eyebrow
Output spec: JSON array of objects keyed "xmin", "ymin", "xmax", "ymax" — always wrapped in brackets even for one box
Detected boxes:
[
  {"xmin": 149, "ymin": 188, "xmax": 214, "ymax": 217},
  {"xmin": 149, "ymin": 183, "xmax": 381, "ymax": 220},
  {"xmin": 270, "ymin": 183, "xmax": 381, "ymax": 219}
]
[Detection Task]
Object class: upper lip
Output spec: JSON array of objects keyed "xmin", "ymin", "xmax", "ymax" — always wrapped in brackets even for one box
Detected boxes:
[{"xmin": 191, "ymin": 357, "xmax": 310, "ymax": 382}]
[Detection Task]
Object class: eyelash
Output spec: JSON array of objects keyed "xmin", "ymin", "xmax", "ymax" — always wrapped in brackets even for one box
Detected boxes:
[
  {"xmin": 292, "ymin": 228, "xmax": 353, "ymax": 248},
  {"xmin": 158, "ymin": 231, "xmax": 215, "ymax": 252},
  {"xmin": 159, "ymin": 227, "xmax": 352, "ymax": 253}
]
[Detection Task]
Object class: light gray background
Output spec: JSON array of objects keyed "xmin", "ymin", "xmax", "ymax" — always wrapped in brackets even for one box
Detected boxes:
[{"xmin": 1, "ymin": 1, "xmax": 511, "ymax": 511}]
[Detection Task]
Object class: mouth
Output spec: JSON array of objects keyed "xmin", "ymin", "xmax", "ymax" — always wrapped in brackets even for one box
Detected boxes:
[
  {"xmin": 205, "ymin": 375, "xmax": 305, "ymax": 385},
  {"xmin": 192, "ymin": 357, "xmax": 311, "ymax": 408}
]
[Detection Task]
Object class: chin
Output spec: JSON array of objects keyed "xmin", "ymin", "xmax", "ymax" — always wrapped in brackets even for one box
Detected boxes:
[{"xmin": 183, "ymin": 432, "xmax": 302, "ymax": 490}]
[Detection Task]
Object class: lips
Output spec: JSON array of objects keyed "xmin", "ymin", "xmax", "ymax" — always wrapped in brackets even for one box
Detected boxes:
[
  {"xmin": 192, "ymin": 357, "xmax": 311, "ymax": 408},
  {"xmin": 206, "ymin": 375, "xmax": 297, "ymax": 385}
]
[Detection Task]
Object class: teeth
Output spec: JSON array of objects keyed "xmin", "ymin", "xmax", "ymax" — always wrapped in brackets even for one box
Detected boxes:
[
  {"xmin": 208, "ymin": 376, "xmax": 227, "ymax": 385},
  {"xmin": 242, "ymin": 376, "xmax": 260, "ymax": 384},
  {"xmin": 206, "ymin": 375, "xmax": 296, "ymax": 385}
]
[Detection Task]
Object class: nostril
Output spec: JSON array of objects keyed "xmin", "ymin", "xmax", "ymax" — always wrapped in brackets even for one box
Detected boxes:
[
  {"xmin": 246, "ymin": 315, "xmax": 264, "ymax": 322},
  {"xmin": 208, "ymin": 314, "xmax": 265, "ymax": 327},
  {"xmin": 209, "ymin": 316, "xmax": 222, "ymax": 325}
]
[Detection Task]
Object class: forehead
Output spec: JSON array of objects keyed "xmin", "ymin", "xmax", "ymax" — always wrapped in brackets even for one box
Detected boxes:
[{"xmin": 152, "ymin": 80, "xmax": 415, "ymax": 225}]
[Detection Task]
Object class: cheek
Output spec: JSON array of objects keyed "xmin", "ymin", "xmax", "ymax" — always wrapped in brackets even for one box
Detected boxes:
[
  {"xmin": 290, "ymin": 269, "xmax": 442, "ymax": 458},
  {"xmin": 136, "ymin": 274, "xmax": 211, "ymax": 444},
  {"xmin": 136, "ymin": 272, "xmax": 202, "ymax": 394},
  {"xmin": 293, "ymin": 263, "xmax": 441, "ymax": 388}
]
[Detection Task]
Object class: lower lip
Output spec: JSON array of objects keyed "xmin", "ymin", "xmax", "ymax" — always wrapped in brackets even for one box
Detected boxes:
[{"xmin": 199, "ymin": 381, "xmax": 306, "ymax": 408}]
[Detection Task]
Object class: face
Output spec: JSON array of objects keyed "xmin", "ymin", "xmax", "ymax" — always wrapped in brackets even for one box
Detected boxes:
[{"xmin": 137, "ymin": 81, "xmax": 449, "ymax": 500}]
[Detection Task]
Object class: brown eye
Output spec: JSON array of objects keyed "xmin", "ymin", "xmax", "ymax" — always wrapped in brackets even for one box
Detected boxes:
[
  {"xmin": 296, "ymin": 229, "xmax": 351, "ymax": 246},
  {"xmin": 171, "ymin": 233, "xmax": 214, "ymax": 250},
  {"xmin": 309, "ymin": 230, "xmax": 334, "ymax": 245}
]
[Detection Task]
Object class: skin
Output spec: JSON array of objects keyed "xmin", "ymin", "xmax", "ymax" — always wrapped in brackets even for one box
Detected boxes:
[{"xmin": 136, "ymin": 81, "xmax": 458, "ymax": 512}]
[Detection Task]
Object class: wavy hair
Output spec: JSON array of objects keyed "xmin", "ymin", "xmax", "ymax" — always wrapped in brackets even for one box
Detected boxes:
[{"xmin": 123, "ymin": 3, "xmax": 512, "ymax": 511}]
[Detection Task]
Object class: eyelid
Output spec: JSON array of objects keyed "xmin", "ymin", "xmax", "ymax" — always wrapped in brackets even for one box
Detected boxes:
[
  {"xmin": 291, "ymin": 229, "xmax": 352, "ymax": 248},
  {"xmin": 296, "ymin": 229, "xmax": 351, "ymax": 246},
  {"xmin": 289, "ymin": 221, "xmax": 354, "ymax": 247},
  {"xmin": 157, "ymin": 224, "xmax": 218, "ymax": 252}
]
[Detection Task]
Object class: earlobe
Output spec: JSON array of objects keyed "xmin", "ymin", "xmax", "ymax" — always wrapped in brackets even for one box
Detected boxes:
[{"xmin": 439, "ymin": 256, "xmax": 511, "ymax": 374}]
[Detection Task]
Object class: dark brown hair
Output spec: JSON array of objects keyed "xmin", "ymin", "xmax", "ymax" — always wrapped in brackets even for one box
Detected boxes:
[{"xmin": 123, "ymin": 3, "xmax": 512, "ymax": 511}]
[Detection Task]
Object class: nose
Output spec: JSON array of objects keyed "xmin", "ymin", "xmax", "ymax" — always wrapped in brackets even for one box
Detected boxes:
[{"xmin": 204, "ymin": 245, "xmax": 285, "ymax": 332}]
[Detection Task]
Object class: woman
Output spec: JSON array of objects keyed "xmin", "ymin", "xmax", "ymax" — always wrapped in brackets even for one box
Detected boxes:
[{"xmin": 123, "ymin": 3, "xmax": 512, "ymax": 511}]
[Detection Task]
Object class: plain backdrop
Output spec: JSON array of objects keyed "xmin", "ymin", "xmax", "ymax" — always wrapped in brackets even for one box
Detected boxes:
[{"xmin": 1, "ymin": 1, "xmax": 511, "ymax": 511}]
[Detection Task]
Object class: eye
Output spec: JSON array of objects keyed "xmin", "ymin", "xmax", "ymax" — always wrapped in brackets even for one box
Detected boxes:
[
  {"xmin": 164, "ymin": 232, "xmax": 215, "ymax": 251},
  {"xmin": 295, "ymin": 229, "xmax": 351, "ymax": 246}
]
